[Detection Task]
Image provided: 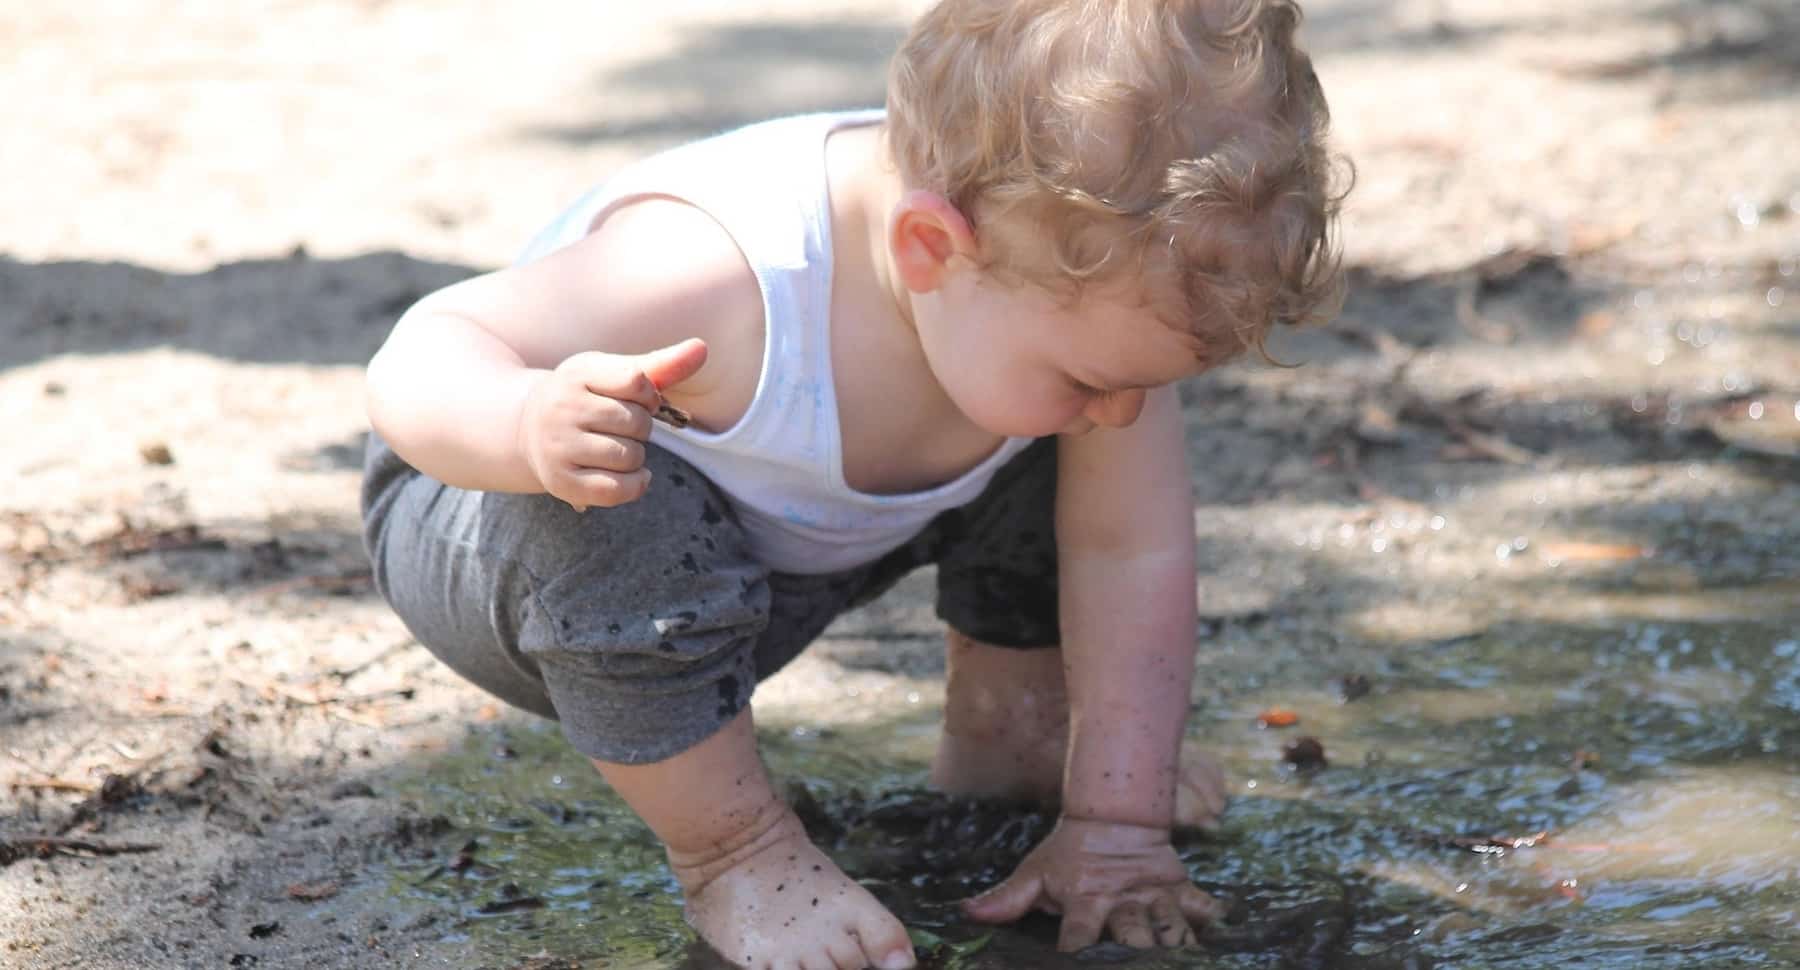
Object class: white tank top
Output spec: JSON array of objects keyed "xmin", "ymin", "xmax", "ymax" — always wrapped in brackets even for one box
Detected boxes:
[{"xmin": 515, "ymin": 111, "xmax": 1036, "ymax": 574}]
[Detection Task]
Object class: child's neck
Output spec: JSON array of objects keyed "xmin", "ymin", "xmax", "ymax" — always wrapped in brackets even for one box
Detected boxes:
[{"xmin": 825, "ymin": 123, "xmax": 917, "ymax": 344}]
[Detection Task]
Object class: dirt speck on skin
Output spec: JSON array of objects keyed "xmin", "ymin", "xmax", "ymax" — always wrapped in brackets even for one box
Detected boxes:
[{"xmin": 4, "ymin": 1, "xmax": 1800, "ymax": 968}]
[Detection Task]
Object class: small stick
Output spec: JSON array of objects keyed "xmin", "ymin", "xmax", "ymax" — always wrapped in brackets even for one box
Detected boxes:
[
  {"xmin": 326, "ymin": 640, "xmax": 413, "ymax": 683},
  {"xmin": 8, "ymin": 778, "xmax": 99, "ymax": 794},
  {"xmin": 230, "ymin": 677, "xmax": 414, "ymax": 708},
  {"xmin": 326, "ymin": 707, "xmax": 388, "ymax": 729},
  {"xmin": 0, "ymin": 836, "xmax": 161, "ymax": 865}
]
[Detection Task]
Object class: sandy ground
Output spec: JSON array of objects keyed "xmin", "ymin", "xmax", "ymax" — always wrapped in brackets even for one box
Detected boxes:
[{"xmin": 3, "ymin": 0, "xmax": 1797, "ymax": 967}]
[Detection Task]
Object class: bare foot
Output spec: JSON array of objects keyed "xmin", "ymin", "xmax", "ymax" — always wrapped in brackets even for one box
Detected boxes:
[
  {"xmin": 675, "ymin": 809, "xmax": 916, "ymax": 970},
  {"xmin": 928, "ymin": 630, "xmax": 1230, "ymax": 831}
]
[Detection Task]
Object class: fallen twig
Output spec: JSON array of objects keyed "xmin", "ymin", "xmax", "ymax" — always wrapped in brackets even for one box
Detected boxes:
[
  {"xmin": 326, "ymin": 707, "xmax": 389, "ymax": 729},
  {"xmin": 1441, "ymin": 415, "xmax": 1541, "ymax": 465},
  {"xmin": 7, "ymin": 777, "xmax": 99, "ymax": 794},
  {"xmin": 0, "ymin": 835, "xmax": 161, "ymax": 867},
  {"xmin": 326, "ymin": 640, "xmax": 414, "ymax": 683},
  {"xmin": 230, "ymin": 677, "xmax": 414, "ymax": 709},
  {"xmin": 87, "ymin": 520, "xmax": 227, "ymax": 561}
]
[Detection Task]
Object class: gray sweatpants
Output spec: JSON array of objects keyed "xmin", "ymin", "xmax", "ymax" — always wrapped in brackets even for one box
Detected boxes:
[{"xmin": 360, "ymin": 434, "xmax": 1059, "ymax": 764}]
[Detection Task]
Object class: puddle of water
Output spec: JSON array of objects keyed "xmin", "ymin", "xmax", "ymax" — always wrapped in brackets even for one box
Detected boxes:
[{"xmin": 387, "ymin": 596, "xmax": 1799, "ymax": 969}]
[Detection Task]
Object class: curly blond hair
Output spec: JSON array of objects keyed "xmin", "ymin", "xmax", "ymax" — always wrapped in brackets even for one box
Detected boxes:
[{"xmin": 886, "ymin": 0, "xmax": 1351, "ymax": 361}]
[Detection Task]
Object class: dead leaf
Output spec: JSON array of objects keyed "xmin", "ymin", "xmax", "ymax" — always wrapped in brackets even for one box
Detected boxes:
[
  {"xmin": 1540, "ymin": 542, "xmax": 1652, "ymax": 563},
  {"xmin": 285, "ymin": 881, "xmax": 340, "ymax": 902},
  {"xmin": 1256, "ymin": 708, "xmax": 1300, "ymax": 728},
  {"xmin": 1575, "ymin": 311, "xmax": 1617, "ymax": 341}
]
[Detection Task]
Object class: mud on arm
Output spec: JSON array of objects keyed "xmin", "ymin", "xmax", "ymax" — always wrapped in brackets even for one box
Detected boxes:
[{"xmin": 1052, "ymin": 385, "xmax": 1199, "ymax": 828}]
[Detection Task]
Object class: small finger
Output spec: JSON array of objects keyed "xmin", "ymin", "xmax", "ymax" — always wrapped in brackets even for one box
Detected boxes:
[
  {"xmin": 1106, "ymin": 900, "xmax": 1156, "ymax": 949},
  {"xmin": 1149, "ymin": 895, "xmax": 1193, "ymax": 947},
  {"xmin": 1177, "ymin": 884, "xmax": 1223, "ymax": 926},
  {"xmin": 1056, "ymin": 901, "xmax": 1107, "ymax": 952},
  {"xmin": 568, "ymin": 433, "xmax": 646, "ymax": 473},
  {"xmin": 564, "ymin": 466, "xmax": 652, "ymax": 508},
  {"xmin": 961, "ymin": 873, "xmax": 1044, "ymax": 925},
  {"xmin": 578, "ymin": 397, "xmax": 655, "ymax": 441}
]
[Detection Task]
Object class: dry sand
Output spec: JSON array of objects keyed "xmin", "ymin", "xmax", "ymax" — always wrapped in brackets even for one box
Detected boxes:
[{"xmin": 3, "ymin": 1, "xmax": 1797, "ymax": 967}]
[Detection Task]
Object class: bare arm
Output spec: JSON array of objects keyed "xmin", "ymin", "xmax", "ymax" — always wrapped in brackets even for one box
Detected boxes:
[
  {"xmin": 363, "ymin": 198, "xmax": 761, "ymax": 496},
  {"xmin": 1054, "ymin": 385, "xmax": 1198, "ymax": 827},
  {"xmin": 959, "ymin": 389, "xmax": 1216, "ymax": 947}
]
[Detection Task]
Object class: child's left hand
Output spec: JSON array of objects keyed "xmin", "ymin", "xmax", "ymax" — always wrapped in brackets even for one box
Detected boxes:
[{"xmin": 959, "ymin": 816, "xmax": 1219, "ymax": 951}]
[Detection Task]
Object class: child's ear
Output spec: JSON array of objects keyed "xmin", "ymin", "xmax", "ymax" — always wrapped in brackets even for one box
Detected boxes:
[{"xmin": 889, "ymin": 190, "xmax": 977, "ymax": 294}]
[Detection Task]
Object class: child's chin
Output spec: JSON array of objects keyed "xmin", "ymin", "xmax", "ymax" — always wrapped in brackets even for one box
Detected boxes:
[{"xmin": 978, "ymin": 416, "xmax": 1061, "ymax": 439}]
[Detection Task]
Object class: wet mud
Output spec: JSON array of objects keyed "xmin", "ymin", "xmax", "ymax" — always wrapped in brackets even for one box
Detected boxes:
[{"xmin": 377, "ymin": 592, "xmax": 1798, "ymax": 969}]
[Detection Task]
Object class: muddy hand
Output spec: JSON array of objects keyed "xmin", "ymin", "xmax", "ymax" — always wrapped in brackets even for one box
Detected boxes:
[
  {"xmin": 961, "ymin": 816, "xmax": 1220, "ymax": 951},
  {"xmin": 519, "ymin": 338, "xmax": 707, "ymax": 512}
]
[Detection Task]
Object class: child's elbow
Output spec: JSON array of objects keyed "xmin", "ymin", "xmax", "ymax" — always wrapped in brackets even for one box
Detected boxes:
[{"xmin": 362, "ymin": 347, "xmax": 407, "ymax": 443}]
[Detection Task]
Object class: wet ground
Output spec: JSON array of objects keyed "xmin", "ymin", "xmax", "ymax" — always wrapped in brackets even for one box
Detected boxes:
[
  {"xmin": 2, "ymin": 0, "xmax": 1798, "ymax": 967},
  {"xmin": 384, "ymin": 589, "xmax": 1799, "ymax": 969}
]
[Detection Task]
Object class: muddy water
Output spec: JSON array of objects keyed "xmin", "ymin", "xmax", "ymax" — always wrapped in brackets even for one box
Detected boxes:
[{"xmin": 390, "ymin": 588, "xmax": 1798, "ymax": 969}]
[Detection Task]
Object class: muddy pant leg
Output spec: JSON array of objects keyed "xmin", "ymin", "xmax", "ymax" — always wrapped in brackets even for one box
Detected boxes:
[
  {"xmin": 361, "ymin": 433, "xmax": 561, "ymax": 720},
  {"xmin": 928, "ymin": 436, "xmax": 1060, "ymax": 647},
  {"xmin": 362, "ymin": 434, "xmax": 793, "ymax": 765}
]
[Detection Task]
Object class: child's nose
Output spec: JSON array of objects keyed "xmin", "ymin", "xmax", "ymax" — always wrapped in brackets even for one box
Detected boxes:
[{"xmin": 1086, "ymin": 389, "xmax": 1146, "ymax": 428}]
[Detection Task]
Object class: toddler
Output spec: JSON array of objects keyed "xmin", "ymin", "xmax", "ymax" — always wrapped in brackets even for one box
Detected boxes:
[{"xmin": 361, "ymin": 1, "xmax": 1346, "ymax": 967}]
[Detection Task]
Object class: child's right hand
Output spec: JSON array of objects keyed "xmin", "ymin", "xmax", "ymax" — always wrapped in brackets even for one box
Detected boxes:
[{"xmin": 519, "ymin": 338, "xmax": 707, "ymax": 512}]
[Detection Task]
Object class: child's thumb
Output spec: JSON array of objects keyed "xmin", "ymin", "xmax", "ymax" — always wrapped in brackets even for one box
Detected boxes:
[
  {"xmin": 635, "ymin": 338, "xmax": 708, "ymax": 392},
  {"xmin": 959, "ymin": 873, "xmax": 1042, "ymax": 924}
]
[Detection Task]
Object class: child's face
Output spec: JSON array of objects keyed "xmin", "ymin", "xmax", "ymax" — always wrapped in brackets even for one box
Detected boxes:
[{"xmin": 919, "ymin": 274, "xmax": 1208, "ymax": 438}]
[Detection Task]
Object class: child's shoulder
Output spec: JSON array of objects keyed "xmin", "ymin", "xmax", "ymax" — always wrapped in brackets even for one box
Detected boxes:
[
  {"xmin": 585, "ymin": 197, "xmax": 760, "ymax": 320},
  {"xmin": 568, "ymin": 197, "xmax": 765, "ymax": 420}
]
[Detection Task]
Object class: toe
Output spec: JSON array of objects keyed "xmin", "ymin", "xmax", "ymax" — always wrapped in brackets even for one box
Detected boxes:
[{"xmin": 855, "ymin": 914, "xmax": 916, "ymax": 970}]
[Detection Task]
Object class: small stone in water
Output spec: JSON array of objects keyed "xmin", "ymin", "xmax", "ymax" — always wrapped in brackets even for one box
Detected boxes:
[
  {"xmin": 1282, "ymin": 736, "xmax": 1328, "ymax": 770},
  {"xmin": 1336, "ymin": 673, "xmax": 1372, "ymax": 702}
]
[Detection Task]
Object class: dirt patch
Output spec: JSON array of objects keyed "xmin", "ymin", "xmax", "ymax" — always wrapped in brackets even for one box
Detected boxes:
[{"xmin": 3, "ymin": 1, "xmax": 1797, "ymax": 967}]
